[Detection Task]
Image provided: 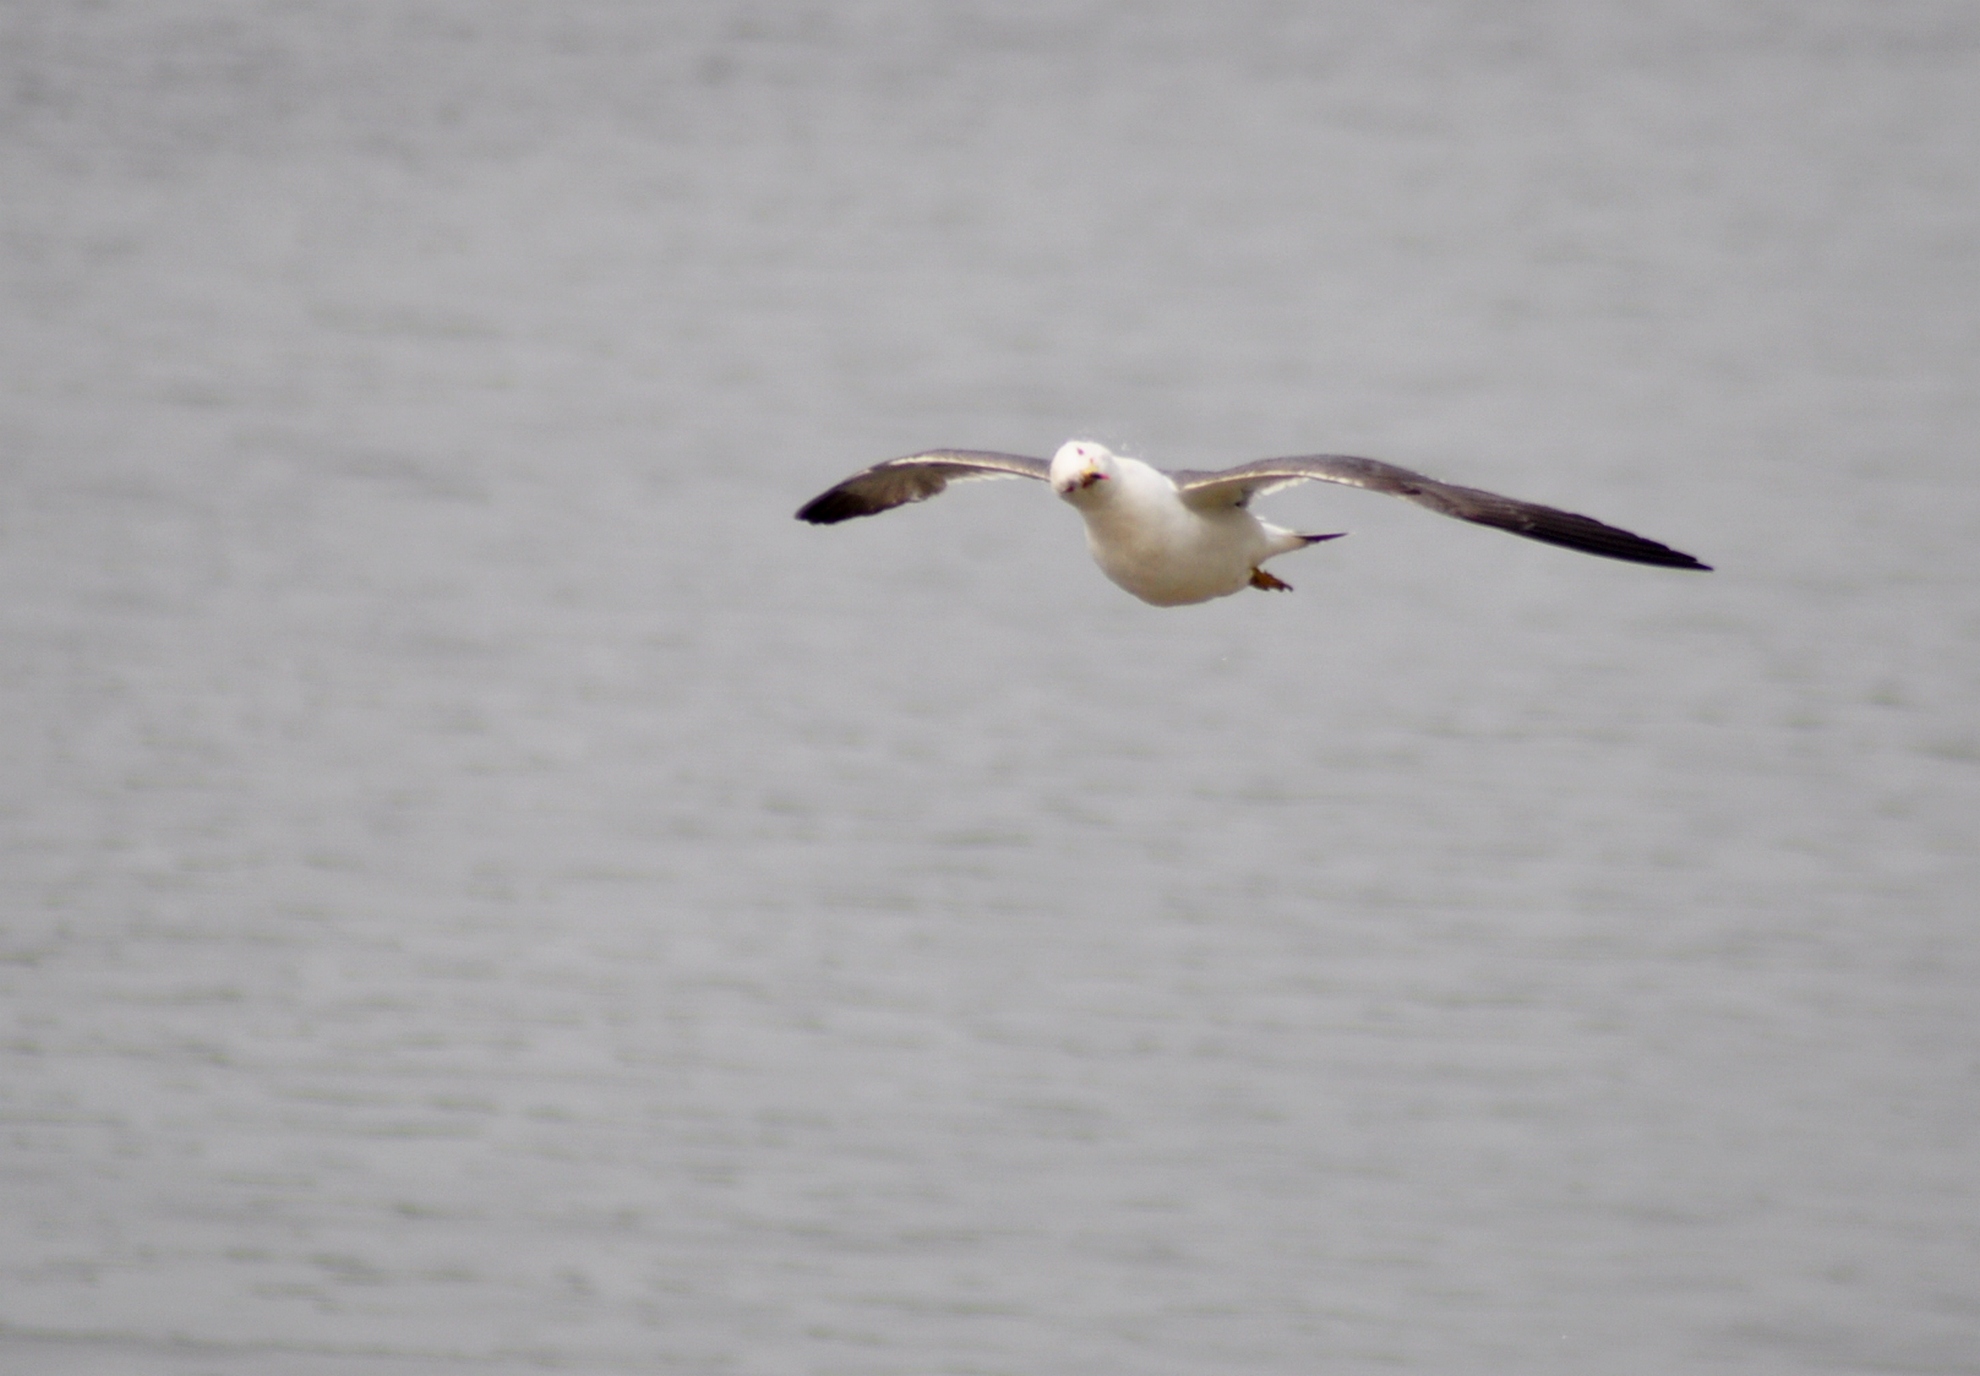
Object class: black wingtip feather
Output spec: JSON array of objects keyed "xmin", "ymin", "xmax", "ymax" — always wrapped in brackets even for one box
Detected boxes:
[
  {"xmin": 1523, "ymin": 523, "xmax": 1712, "ymax": 570},
  {"xmin": 1529, "ymin": 531, "xmax": 1713, "ymax": 570},
  {"xmin": 795, "ymin": 490, "xmax": 871, "ymax": 524}
]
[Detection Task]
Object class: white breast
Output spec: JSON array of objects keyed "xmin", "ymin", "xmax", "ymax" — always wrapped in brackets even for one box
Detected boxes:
[{"xmin": 1069, "ymin": 458, "xmax": 1278, "ymax": 606}]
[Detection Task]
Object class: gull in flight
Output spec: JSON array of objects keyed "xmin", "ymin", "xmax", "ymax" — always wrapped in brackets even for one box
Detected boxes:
[{"xmin": 797, "ymin": 441, "xmax": 1710, "ymax": 606}]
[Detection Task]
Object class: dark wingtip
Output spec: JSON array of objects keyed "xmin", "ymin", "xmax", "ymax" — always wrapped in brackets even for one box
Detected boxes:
[
  {"xmin": 1641, "ymin": 545, "xmax": 1712, "ymax": 571},
  {"xmin": 1620, "ymin": 547, "xmax": 1713, "ymax": 571},
  {"xmin": 795, "ymin": 490, "xmax": 870, "ymax": 524},
  {"xmin": 1528, "ymin": 518, "xmax": 1713, "ymax": 571}
]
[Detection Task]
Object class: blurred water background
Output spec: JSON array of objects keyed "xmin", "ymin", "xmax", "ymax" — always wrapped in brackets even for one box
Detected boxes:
[{"xmin": 3, "ymin": 3, "xmax": 1977, "ymax": 1373}]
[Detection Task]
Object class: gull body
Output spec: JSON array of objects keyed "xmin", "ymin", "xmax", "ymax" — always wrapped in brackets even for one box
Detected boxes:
[
  {"xmin": 796, "ymin": 439, "xmax": 1710, "ymax": 606},
  {"xmin": 1048, "ymin": 442, "xmax": 1325, "ymax": 605}
]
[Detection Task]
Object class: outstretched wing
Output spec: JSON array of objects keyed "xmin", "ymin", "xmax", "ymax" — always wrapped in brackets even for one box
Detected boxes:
[
  {"xmin": 1170, "ymin": 455, "xmax": 1711, "ymax": 570},
  {"xmin": 796, "ymin": 450, "xmax": 1052, "ymax": 524}
]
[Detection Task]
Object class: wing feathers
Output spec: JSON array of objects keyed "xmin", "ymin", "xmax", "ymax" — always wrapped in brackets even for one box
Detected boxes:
[
  {"xmin": 1175, "ymin": 455, "xmax": 1710, "ymax": 570},
  {"xmin": 795, "ymin": 450, "xmax": 1051, "ymax": 524}
]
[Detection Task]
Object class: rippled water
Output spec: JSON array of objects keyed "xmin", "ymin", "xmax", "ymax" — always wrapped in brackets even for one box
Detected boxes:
[{"xmin": 3, "ymin": 4, "xmax": 1977, "ymax": 1373}]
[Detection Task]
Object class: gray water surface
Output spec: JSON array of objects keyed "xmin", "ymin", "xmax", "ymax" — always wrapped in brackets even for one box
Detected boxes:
[{"xmin": 3, "ymin": 4, "xmax": 1978, "ymax": 1373}]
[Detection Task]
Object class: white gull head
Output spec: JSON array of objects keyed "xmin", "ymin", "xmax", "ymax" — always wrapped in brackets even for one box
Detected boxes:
[{"xmin": 1049, "ymin": 440, "xmax": 1120, "ymax": 502}]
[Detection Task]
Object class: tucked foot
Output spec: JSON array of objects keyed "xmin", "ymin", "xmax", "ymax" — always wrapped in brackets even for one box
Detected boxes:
[{"xmin": 1250, "ymin": 567, "xmax": 1294, "ymax": 592}]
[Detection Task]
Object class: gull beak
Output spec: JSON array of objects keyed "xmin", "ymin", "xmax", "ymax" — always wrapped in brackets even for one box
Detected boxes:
[{"xmin": 1076, "ymin": 469, "xmax": 1107, "ymax": 489}]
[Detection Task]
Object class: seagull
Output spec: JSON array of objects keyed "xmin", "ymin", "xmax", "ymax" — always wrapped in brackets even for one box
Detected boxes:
[{"xmin": 797, "ymin": 440, "xmax": 1710, "ymax": 606}]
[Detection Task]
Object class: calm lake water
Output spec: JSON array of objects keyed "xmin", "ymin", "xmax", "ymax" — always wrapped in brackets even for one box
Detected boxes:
[{"xmin": 3, "ymin": 3, "xmax": 1977, "ymax": 1373}]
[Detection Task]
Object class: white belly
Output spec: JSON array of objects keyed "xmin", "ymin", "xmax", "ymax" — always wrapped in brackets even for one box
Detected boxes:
[{"xmin": 1083, "ymin": 504, "xmax": 1274, "ymax": 606}]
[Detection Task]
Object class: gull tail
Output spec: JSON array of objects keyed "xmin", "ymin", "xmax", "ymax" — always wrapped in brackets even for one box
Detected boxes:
[{"xmin": 1301, "ymin": 532, "xmax": 1349, "ymax": 544}]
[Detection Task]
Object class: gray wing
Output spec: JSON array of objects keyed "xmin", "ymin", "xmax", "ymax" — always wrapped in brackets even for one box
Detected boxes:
[
  {"xmin": 796, "ymin": 450, "xmax": 1052, "ymax": 524},
  {"xmin": 1170, "ymin": 455, "xmax": 1711, "ymax": 570}
]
